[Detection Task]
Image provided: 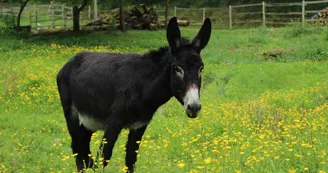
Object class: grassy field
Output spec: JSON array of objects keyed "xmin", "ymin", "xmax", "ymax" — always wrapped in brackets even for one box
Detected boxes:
[{"xmin": 0, "ymin": 25, "xmax": 328, "ymax": 173}]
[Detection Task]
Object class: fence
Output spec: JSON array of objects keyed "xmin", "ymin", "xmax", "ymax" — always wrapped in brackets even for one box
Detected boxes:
[
  {"xmin": 0, "ymin": 2, "xmax": 94, "ymax": 32},
  {"xmin": 158, "ymin": 7, "xmax": 229, "ymax": 28},
  {"xmin": 164, "ymin": 0, "xmax": 328, "ymax": 29},
  {"xmin": 229, "ymin": 0, "xmax": 328, "ymax": 28}
]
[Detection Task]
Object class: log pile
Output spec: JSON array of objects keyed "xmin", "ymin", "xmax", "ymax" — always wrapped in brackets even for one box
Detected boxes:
[
  {"xmin": 86, "ymin": 4, "xmax": 160, "ymax": 30},
  {"xmin": 308, "ymin": 7, "xmax": 328, "ymax": 26},
  {"xmin": 86, "ymin": 4, "xmax": 190, "ymax": 30}
]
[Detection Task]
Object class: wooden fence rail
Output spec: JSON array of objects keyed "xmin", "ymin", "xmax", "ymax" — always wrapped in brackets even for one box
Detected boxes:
[
  {"xmin": 228, "ymin": 0, "xmax": 328, "ymax": 28},
  {"xmin": 169, "ymin": 0, "xmax": 328, "ymax": 28}
]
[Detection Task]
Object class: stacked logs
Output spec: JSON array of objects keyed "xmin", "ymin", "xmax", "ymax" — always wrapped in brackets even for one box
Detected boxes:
[
  {"xmin": 86, "ymin": 4, "xmax": 190, "ymax": 30},
  {"xmin": 86, "ymin": 4, "xmax": 160, "ymax": 30},
  {"xmin": 309, "ymin": 7, "xmax": 328, "ymax": 26}
]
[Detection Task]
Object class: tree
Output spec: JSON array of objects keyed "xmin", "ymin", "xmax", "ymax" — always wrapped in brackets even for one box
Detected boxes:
[
  {"xmin": 16, "ymin": 0, "xmax": 30, "ymax": 30},
  {"xmin": 119, "ymin": 1, "xmax": 125, "ymax": 31},
  {"xmin": 72, "ymin": 0, "xmax": 89, "ymax": 31}
]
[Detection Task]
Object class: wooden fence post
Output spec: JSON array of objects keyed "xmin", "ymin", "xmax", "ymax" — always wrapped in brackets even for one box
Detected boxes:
[
  {"xmin": 62, "ymin": 4, "xmax": 64, "ymax": 18},
  {"xmin": 52, "ymin": 5, "xmax": 55, "ymax": 28},
  {"xmin": 174, "ymin": 6, "xmax": 177, "ymax": 16},
  {"xmin": 302, "ymin": 0, "xmax": 305, "ymax": 27},
  {"xmin": 229, "ymin": 5, "xmax": 232, "ymax": 29},
  {"xmin": 35, "ymin": 10, "xmax": 38, "ymax": 30},
  {"xmin": 33, "ymin": 4, "xmax": 36, "ymax": 14},
  {"xmin": 48, "ymin": 2, "xmax": 51, "ymax": 14},
  {"xmin": 29, "ymin": 12, "xmax": 32, "ymax": 27},
  {"xmin": 93, "ymin": 0, "xmax": 98, "ymax": 20},
  {"xmin": 88, "ymin": 5, "xmax": 91, "ymax": 19},
  {"xmin": 203, "ymin": 7, "xmax": 205, "ymax": 22},
  {"xmin": 165, "ymin": 0, "xmax": 168, "ymax": 27},
  {"xmin": 262, "ymin": 1, "xmax": 266, "ymax": 27},
  {"xmin": 64, "ymin": 13, "xmax": 66, "ymax": 28},
  {"xmin": 63, "ymin": 7, "xmax": 67, "ymax": 28}
]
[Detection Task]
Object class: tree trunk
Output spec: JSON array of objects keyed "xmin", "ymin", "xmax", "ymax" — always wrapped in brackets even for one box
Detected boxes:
[
  {"xmin": 119, "ymin": 3, "xmax": 125, "ymax": 31},
  {"xmin": 165, "ymin": 0, "xmax": 168, "ymax": 27},
  {"xmin": 17, "ymin": 0, "xmax": 30, "ymax": 31},
  {"xmin": 73, "ymin": 0, "xmax": 88, "ymax": 32},
  {"xmin": 73, "ymin": 6, "xmax": 80, "ymax": 31}
]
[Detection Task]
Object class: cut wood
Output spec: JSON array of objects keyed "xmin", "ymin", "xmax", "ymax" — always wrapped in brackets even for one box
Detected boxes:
[
  {"xmin": 308, "ymin": 7, "xmax": 328, "ymax": 26},
  {"xmin": 86, "ymin": 4, "xmax": 190, "ymax": 30}
]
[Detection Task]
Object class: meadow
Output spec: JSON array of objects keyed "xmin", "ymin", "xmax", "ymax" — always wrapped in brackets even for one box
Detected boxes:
[{"xmin": 0, "ymin": 25, "xmax": 328, "ymax": 173}]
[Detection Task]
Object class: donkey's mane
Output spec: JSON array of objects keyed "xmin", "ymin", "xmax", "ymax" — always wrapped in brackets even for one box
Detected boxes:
[{"xmin": 143, "ymin": 37, "xmax": 192, "ymax": 62}]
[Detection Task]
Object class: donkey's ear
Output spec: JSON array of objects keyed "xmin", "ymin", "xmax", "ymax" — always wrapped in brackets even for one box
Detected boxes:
[
  {"xmin": 191, "ymin": 18, "xmax": 212, "ymax": 51},
  {"xmin": 166, "ymin": 17, "xmax": 182, "ymax": 53}
]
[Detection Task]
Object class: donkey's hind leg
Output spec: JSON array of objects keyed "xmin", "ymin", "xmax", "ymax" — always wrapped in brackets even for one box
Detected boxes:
[
  {"xmin": 67, "ymin": 114, "xmax": 94, "ymax": 171},
  {"xmin": 57, "ymin": 77, "xmax": 94, "ymax": 171}
]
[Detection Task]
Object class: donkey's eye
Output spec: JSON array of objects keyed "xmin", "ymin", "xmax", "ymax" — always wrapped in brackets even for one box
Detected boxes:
[{"xmin": 174, "ymin": 66, "xmax": 184, "ymax": 78}]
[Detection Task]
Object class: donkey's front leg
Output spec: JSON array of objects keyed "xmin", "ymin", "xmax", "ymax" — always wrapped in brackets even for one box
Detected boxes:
[
  {"xmin": 125, "ymin": 126, "xmax": 148, "ymax": 173},
  {"xmin": 102, "ymin": 119, "xmax": 123, "ymax": 167}
]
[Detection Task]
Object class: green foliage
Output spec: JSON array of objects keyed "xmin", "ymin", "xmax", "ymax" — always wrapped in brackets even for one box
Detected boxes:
[
  {"xmin": 107, "ymin": 18, "xmax": 118, "ymax": 32},
  {"xmin": 306, "ymin": 47, "xmax": 328, "ymax": 61},
  {"xmin": 285, "ymin": 23, "xmax": 316, "ymax": 38},
  {"xmin": 0, "ymin": 13, "xmax": 31, "ymax": 38},
  {"xmin": 0, "ymin": 13, "xmax": 16, "ymax": 34},
  {"xmin": 248, "ymin": 34, "xmax": 268, "ymax": 44}
]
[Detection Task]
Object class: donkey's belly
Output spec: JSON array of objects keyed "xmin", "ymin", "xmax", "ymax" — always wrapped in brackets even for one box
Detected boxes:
[
  {"xmin": 71, "ymin": 104, "xmax": 105, "ymax": 131},
  {"xmin": 78, "ymin": 113, "xmax": 105, "ymax": 131},
  {"xmin": 126, "ymin": 121, "xmax": 149, "ymax": 130},
  {"xmin": 71, "ymin": 104, "xmax": 150, "ymax": 131}
]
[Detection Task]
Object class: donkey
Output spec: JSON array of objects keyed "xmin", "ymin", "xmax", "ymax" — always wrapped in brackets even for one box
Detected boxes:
[{"xmin": 56, "ymin": 17, "xmax": 211, "ymax": 172}]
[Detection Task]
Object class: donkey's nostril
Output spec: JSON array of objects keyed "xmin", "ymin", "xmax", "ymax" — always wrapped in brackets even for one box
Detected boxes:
[
  {"xmin": 187, "ymin": 104, "xmax": 201, "ymax": 112},
  {"xmin": 194, "ymin": 104, "xmax": 201, "ymax": 112},
  {"xmin": 186, "ymin": 103, "xmax": 201, "ymax": 118}
]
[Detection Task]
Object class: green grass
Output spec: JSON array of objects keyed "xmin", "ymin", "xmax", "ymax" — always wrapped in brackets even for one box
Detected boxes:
[{"xmin": 0, "ymin": 26, "xmax": 328, "ymax": 173}]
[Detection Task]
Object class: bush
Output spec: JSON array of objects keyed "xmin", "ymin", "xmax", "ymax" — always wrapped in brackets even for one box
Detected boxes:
[
  {"xmin": 107, "ymin": 18, "xmax": 118, "ymax": 32},
  {"xmin": 0, "ymin": 13, "xmax": 16, "ymax": 35},
  {"xmin": 285, "ymin": 23, "xmax": 313, "ymax": 38},
  {"xmin": 0, "ymin": 13, "xmax": 30, "ymax": 38}
]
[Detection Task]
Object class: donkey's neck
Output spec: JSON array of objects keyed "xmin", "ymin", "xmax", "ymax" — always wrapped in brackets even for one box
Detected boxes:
[{"xmin": 141, "ymin": 49, "xmax": 173, "ymax": 111}]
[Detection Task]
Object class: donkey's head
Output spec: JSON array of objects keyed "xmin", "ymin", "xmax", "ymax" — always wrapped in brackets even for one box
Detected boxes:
[{"xmin": 167, "ymin": 17, "xmax": 211, "ymax": 118}]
